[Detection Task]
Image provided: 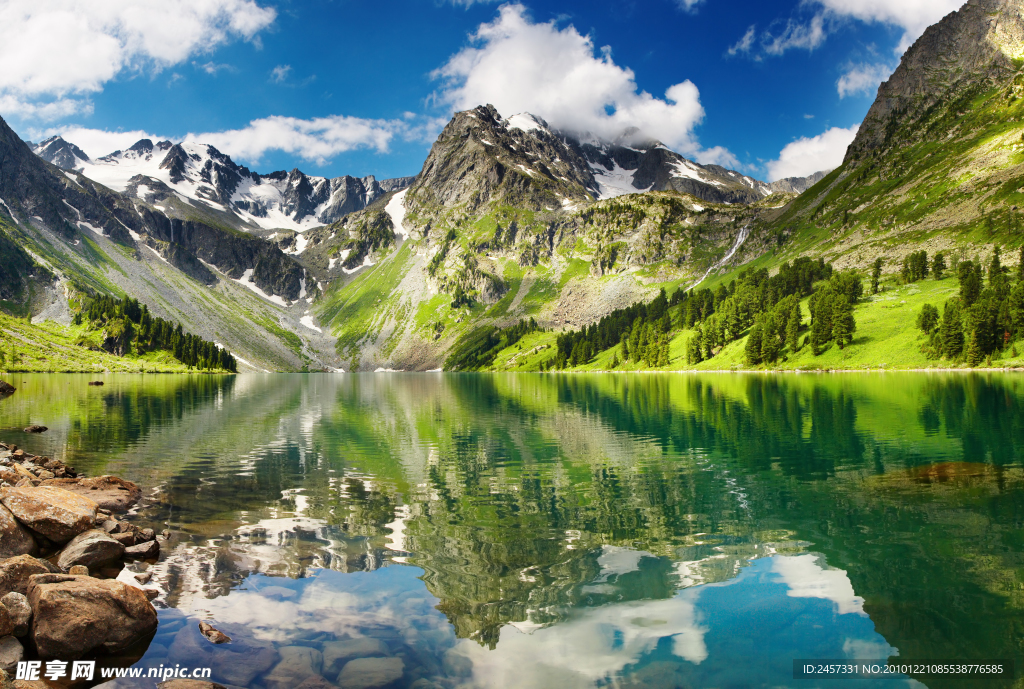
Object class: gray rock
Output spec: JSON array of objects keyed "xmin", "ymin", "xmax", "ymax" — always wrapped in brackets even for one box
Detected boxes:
[
  {"xmin": 167, "ymin": 622, "xmax": 279, "ymax": 687},
  {"xmin": 0, "ymin": 504, "xmax": 36, "ymax": 559},
  {"xmin": 262, "ymin": 646, "xmax": 324, "ymax": 689},
  {"xmin": 0, "ymin": 636, "xmax": 21, "ymax": 671},
  {"xmin": 57, "ymin": 529, "xmax": 125, "ymax": 571},
  {"xmin": 0, "ymin": 594, "xmax": 30, "ymax": 637},
  {"xmin": 323, "ymin": 637, "xmax": 390, "ymax": 676},
  {"xmin": 337, "ymin": 657, "xmax": 404, "ymax": 689}
]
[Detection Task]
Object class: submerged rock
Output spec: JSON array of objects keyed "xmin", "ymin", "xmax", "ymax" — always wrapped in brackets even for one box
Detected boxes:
[
  {"xmin": 263, "ymin": 646, "xmax": 324, "ymax": 689},
  {"xmin": 0, "ymin": 594, "xmax": 30, "ymax": 637},
  {"xmin": 0, "ymin": 505, "xmax": 36, "ymax": 559},
  {"xmin": 21, "ymin": 427, "xmax": 45, "ymax": 435},
  {"xmin": 323, "ymin": 637, "xmax": 390, "ymax": 676},
  {"xmin": 27, "ymin": 573, "xmax": 158, "ymax": 659},
  {"xmin": 0, "ymin": 486, "xmax": 98, "ymax": 543},
  {"xmin": 168, "ymin": 622, "xmax": 279, "ymax": 687},
  {"xmin": 40, "ymin": 476, "xmax": 141, "ymax": 512},
  {"xmin": 56, "ymin": 529, "xmax": 125, "ymax": 571},
  {"xmin": 0, "ymin": 382, "xmax": 14, "ymax": 398},
  {"xmin": 0, "ymin": 556, "xmax": 59, "ymax": 597},
  {"xmin": 337, "ymin": 657, "xmax": 405, "ymax": 689}
]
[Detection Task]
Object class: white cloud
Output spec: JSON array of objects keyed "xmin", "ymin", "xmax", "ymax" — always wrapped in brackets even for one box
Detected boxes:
[
  {"xmin": 727, "ymin": 26, "xmax": 756, "ymax": 56},
  {"xmin": 836, "ymin": 62, "xmax": 894, "ymax": 98},
  {"xmin": 763, "ymin": 14, "xmax": 828, "ymax": 56},
  {"xmin": 195, "ymin": 61, "xmax": 235, "ymax": 76},
  {"xmin": 0, "ymin": 0, "xmax": 275, "ymax": 120},
  {"xmin": 28, "ymin": 125, "xmax": 164, "ymax": 158},
  {"xmin": 270, "ymin": 65, "xmax": 292, "ymax": 84},
  {"xmin": 675, "ymin": 0, "xmax": 705, "ymax": 13},
  {"xmin": 772, "ymin": 554, "xmax": 865, "ymax": 616},
  {"xmin": 433, "ymin": 4, "xmax": 728, "ymax": 162},
  {"xmin": 449, "ymin": 0, "xmax": 500, "ymax": 6},
  {"xmin": 765, "ymin": 124, "xmax": 858, "ymax": 182},
  {"xmin": 814, "ymin": 0, "xmax": 962, "ymax": 53}
]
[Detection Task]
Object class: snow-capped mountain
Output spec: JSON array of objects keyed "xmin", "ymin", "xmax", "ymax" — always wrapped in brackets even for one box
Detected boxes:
[{"xmin": 33, "ymin": 137, "xmax": 415, "ymax": 233}]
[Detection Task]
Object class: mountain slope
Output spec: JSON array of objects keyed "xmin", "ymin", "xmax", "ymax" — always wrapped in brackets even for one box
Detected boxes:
[
  {"xmin": 771, "ymin": 0, "xmax": 1024, "ymax": 274},
  {"xmin": 1, "ymin": 115, "xmax": 338, "ymax": 371}
]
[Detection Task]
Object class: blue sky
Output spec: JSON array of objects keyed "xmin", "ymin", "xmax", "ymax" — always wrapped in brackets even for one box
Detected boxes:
[{"xmin": 1, "ymin": 0, "xmax": 962, "ymax": 182}]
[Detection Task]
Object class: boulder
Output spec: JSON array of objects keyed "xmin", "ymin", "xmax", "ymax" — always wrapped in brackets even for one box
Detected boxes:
[
  {"xmin": 0, "ymin": 594, "xmax": 30, "ymax": 637},
  {"xmin": 87, "ymin": 381, "xmax": 104, "ymax": 386},
  {"xmin": 0, "ymin": 487, "xmax": 98, "ymax": 543},
  {"xmin": 0, "ymin": 505, "xmax": 36, "ymax": 559},
  {"xmin": 39, "ymin": 476, "xmax": 141, "ymax": 512},
  {"xmin": 167, "ymin": 622, "xmax": 279, "ymax": 687},
  {"xmin": 27, "ymin": 573, "xmax": 157, "ymax": 659},
  {"xmin": 0, "ymin": 606, "xmax": 12, "ymax": 639},
  {"xmin": 295, "ymin": 677, "xmax": 336, "ymax": 689},
  {"xmin": 112, "ymin": 531, "xmax": 135, "ymax": 546},
  {"xmin": 124, "ymin": 539, "xmax": 159, "ymax": 559},
  {"xmin": 337, "ymin": 657, "xmax": 404, "ymax": 689},
  {"xmin": 262, "ymin": 646, "xmax": 323, "ymax": 689},
  {"xmin": 0, "ymin": 381, "xmax": 14, "ymax": 397},
  {"xmin": 0, "ymin": 556, "xmax": 59, "ymax": 597},
  {"xmin": 21, "ymin": 427, "xmax": 45, "ymax": 435},
  {"xmin": 0, "ymin": 637, "xmax": 21, "ymax": 671},
  {"xmin": 57, "ymin": 529, "xmax": 125, "ymax": 571},
  {"xmin": 323, "ymin": 638, "xmax": 390, "ymax": 676},
  {"xmin": 68, "ymin": 565, "xmax": 89, "ymax": 576}
]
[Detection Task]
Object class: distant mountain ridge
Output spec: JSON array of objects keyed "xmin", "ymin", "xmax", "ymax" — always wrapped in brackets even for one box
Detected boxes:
[{"xmin": 33, "ymin": 135, "xmax": 416, "ymax": 233}]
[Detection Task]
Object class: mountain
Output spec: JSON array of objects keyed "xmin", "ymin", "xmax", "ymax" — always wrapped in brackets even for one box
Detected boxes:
[
  {"xmin": 34, "ymin": 137, "xmax": 415, "ymax": 233},
  {"xmin": 2, "ymin": 115, "xmax": 337, "ymax": 372},
  {"xmin": 767, "ymin": 170, "xmax": 830, "ymax": 195}
]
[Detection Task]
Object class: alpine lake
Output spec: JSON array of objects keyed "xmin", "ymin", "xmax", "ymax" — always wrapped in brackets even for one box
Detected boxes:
[{"xmin": 1, "ymin": 372, "xmax": 1022, "ymax": 689}]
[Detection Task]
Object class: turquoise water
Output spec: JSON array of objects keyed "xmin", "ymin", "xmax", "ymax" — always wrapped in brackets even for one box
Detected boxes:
[{"xmin": 1, "ymin": 372, "xmax": 1022, "ymax": 688}]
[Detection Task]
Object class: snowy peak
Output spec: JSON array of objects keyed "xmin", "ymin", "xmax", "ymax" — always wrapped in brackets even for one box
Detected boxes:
[
  {"xmin": 33, "ymin": 136, "xmax": 91, "ymax": 171},
  {"xmin": 503, "ymin": 112, "xmax": 550, "ymax": 134},
  {"xmin": 37, "ymin": 136, "xmax": 416, "ymax": 233}
]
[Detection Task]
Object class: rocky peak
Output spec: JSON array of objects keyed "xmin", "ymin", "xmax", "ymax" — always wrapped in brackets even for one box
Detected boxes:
[
  {"xmin": 32, "ymin": 136, "xmax": 90, "ymax": 171},
  {"xmin": 847, "ymin": 0, "xmax": 1024, "ymax": 161}
]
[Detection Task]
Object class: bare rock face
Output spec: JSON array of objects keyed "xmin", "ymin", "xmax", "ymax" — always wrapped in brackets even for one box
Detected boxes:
[
  {"xmin": 26, "ymin": 573, "xmax": 158, "ymax": 660},
  {"xmin": 0, "ymin": 505, "xmax": 36, "ymax": 559},
  {"xmin": 0, "ymin": 556, "xmax": 59, "ymax": 597},
  {"xmin": 0, "ymin": 487, "xmax": 98, "ymax": 543},
  {"xmin": 56, "ymin": 529, "xmax": 125, "ymax": 571},
  {"xmin": 40, "ymin": 476, "xmax": 141, "ymax": 512},
  {"xmin": 0, "ymin": 594, "xmax": 31, "ymax": 637}
]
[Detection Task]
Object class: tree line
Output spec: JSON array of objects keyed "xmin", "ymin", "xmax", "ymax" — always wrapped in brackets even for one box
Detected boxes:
[
  {"xmin": 74, "ymin": 295, "xmax": 237, "ymax": 372},
  {"xmin": 917, "ymin": 246, "xmax": 1024, "ymax": 366}
]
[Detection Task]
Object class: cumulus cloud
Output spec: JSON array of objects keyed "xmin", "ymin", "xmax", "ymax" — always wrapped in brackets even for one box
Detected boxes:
[
  {"xmin": 836, "ymin": 62, "xmax": 894, "ymax": 98},
  {"xmin": 29, "ymin": 125, "xmax": 165, "ymax": 158},
  {"xmin": 434, "ymin": 4, "xmax": 728, "ymax": 163},
  {"xmin": 0, "ymin": 0, "xmax": 275, "ymax": 120},
  {"xmin": 765, "ymin": 125, "xmax": 858, "ymax": 182}
]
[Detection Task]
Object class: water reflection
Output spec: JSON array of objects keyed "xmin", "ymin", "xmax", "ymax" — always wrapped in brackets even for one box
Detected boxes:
[{"xmin": 2, "ymin": 372, "xmax": 1022, "ymax": 688}]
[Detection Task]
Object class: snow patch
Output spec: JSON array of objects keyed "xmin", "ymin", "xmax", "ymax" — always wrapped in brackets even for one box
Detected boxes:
[
  {"xmin": 234, "ymin": 268, "xmax": 289, "ymax": 306},
  {"xmin": 285, "ymin": 233, "xmax": 309, "ymax": 255},
  {"xmin": 385, "ymin": 189, "xmax": 410, "ymax": 241},
  {"xmin": 300, "ymin": 315, "xmax": 322, "ymax": 333},
  {"xmin": 0, "ymin": 198, "xmax": 20, "ymax": 225},
  {"xmin": 505, "ymin": 113, "xmax": 546, "ymax": 133},
  {"xmin": 590, "ymin": 162, "xmax": 651, "ymax": 200},
  {"xmin": 342, "ymin": 255, "xmax": 375, "ymax": 274}
]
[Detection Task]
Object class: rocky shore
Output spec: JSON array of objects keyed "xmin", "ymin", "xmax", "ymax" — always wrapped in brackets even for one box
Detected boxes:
[{"xmin": 0, "ymin": 439, "xmax": 161, "ymax": 685}]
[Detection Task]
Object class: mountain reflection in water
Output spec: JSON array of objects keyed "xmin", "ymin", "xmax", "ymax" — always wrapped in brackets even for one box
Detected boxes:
[{"xmin": 1, "ymin": 372, "xmax": 1021, "ymax": 688}]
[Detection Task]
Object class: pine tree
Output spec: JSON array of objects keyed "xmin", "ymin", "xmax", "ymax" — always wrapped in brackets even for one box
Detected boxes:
[
  {"xmin": 932, "ymin": 252, "xmax": 946, "ymax": 279},
  {"xmin": 745, "ymin": 322, "xmax": 763, "ymax": 366},
  {"xmin": 786, "ymin": 302, "xmax": 801, "ymax": 351},
  {"xmin": 610, "ymin": 352, "xmax": 619, "ymax": 368},
  {"xmin": 871, "ymin": 257, "xmax": 884, "ymax": 294},
  {"xmin": 832, "ymin": 296, "xmax": 855, "ymax": 349},
  {"xmin": 940, "ymin": 299, "xmax": 965, "ymax": 360},
  {"xmin": 966, "ymin": 329, "xmax": 983, "ymax": 367}
]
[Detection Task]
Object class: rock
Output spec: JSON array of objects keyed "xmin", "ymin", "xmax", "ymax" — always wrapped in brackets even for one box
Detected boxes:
[
  {"xmin": 21, "ymin": 427, "xmax": 45, "ymax": 435},
  {"xmin": 323, "ymin": 638, "xmax": 390, "ymax": 676},
  {"xmin": 0, "ymin": 487, "xmax": 98, "ymax": 543},
  {"xmin": 167, "ymin": 622, "xmax": 279, "ymax": 687},
  {"xmin": 67, "ymin": 565, "xmax": 89, "ymax": 575},
  {"xmin": 124, "ymin": 539, "xmax": 159, "ymax": 559},
  {"xmin": 57, "ymin": 529, "xmax": 125, "ymax": 571},
  {"xmin": 142, "ymin": 588, "xmax": 159, "ymax": 601},
  {"xmin": 0, "ymin": 556, "xmax": 59, "ymax": 597},
  {"xmin": 295, "ymin": 676, "xmax": 336, "ymax": 689},
  {"xmin": 158, "ymin": 682, "xmax": 228, "ymax": 689},
  {"xmin": 198, "ymin": 622, "xmax": 231, "ymax": 644},
  {"xmin": 0, "ymin": 382, "xmax": 14, "ymax": 397},
  {"xmin": 13, "ymin": 681, "xmax": 47, "ymax": 689},
  {"xmin": 0, "ymin": 637, "xmax": 21, "ymax": 671},
  {"xmin": 0, "ymin": 505, "xmax": 36, "ymax": 559},
  {"xmin": 33, "ymin": 471, "xmax": 53, "ymax": 481},
  {"xmin": 337, "ymin": 657, "xmax": 404, "ymax": 689},
  {"xmin": 39, "ymin": 476, "xmax": 141, "ymax": 512},
  {"xmin": 27, "ymin": 573, "xmax": 158, "ymax": 659},
  {"xmin": 263, "ymin": 646, "xmax": 324, "ymax": 689},
  {"xmin": 112, "ymin": 531, "xmax": 135, "ymax": 546},
  {"xmin": 87, "ymin": 381, "xmax": 104, "ymax": 386},
  {"xmin": 0, "ymin": 594, "xmax": 30, "ymax": 637},
  {"xmin": 0, "ymin": 606, "xmax": 12, "ymax": 639},
  {"xmin": 138, "ymin": 527, "xmax": 156, "ymax": 542},
  {"xmin": 134, "ymin": 571, "xmax": 152, "ymax": 584}
]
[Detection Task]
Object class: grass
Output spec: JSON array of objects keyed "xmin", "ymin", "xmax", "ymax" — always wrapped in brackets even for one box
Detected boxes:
[{"xmin": 0, "ymin": 313, "xmax": 198, "ymax": 373}]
